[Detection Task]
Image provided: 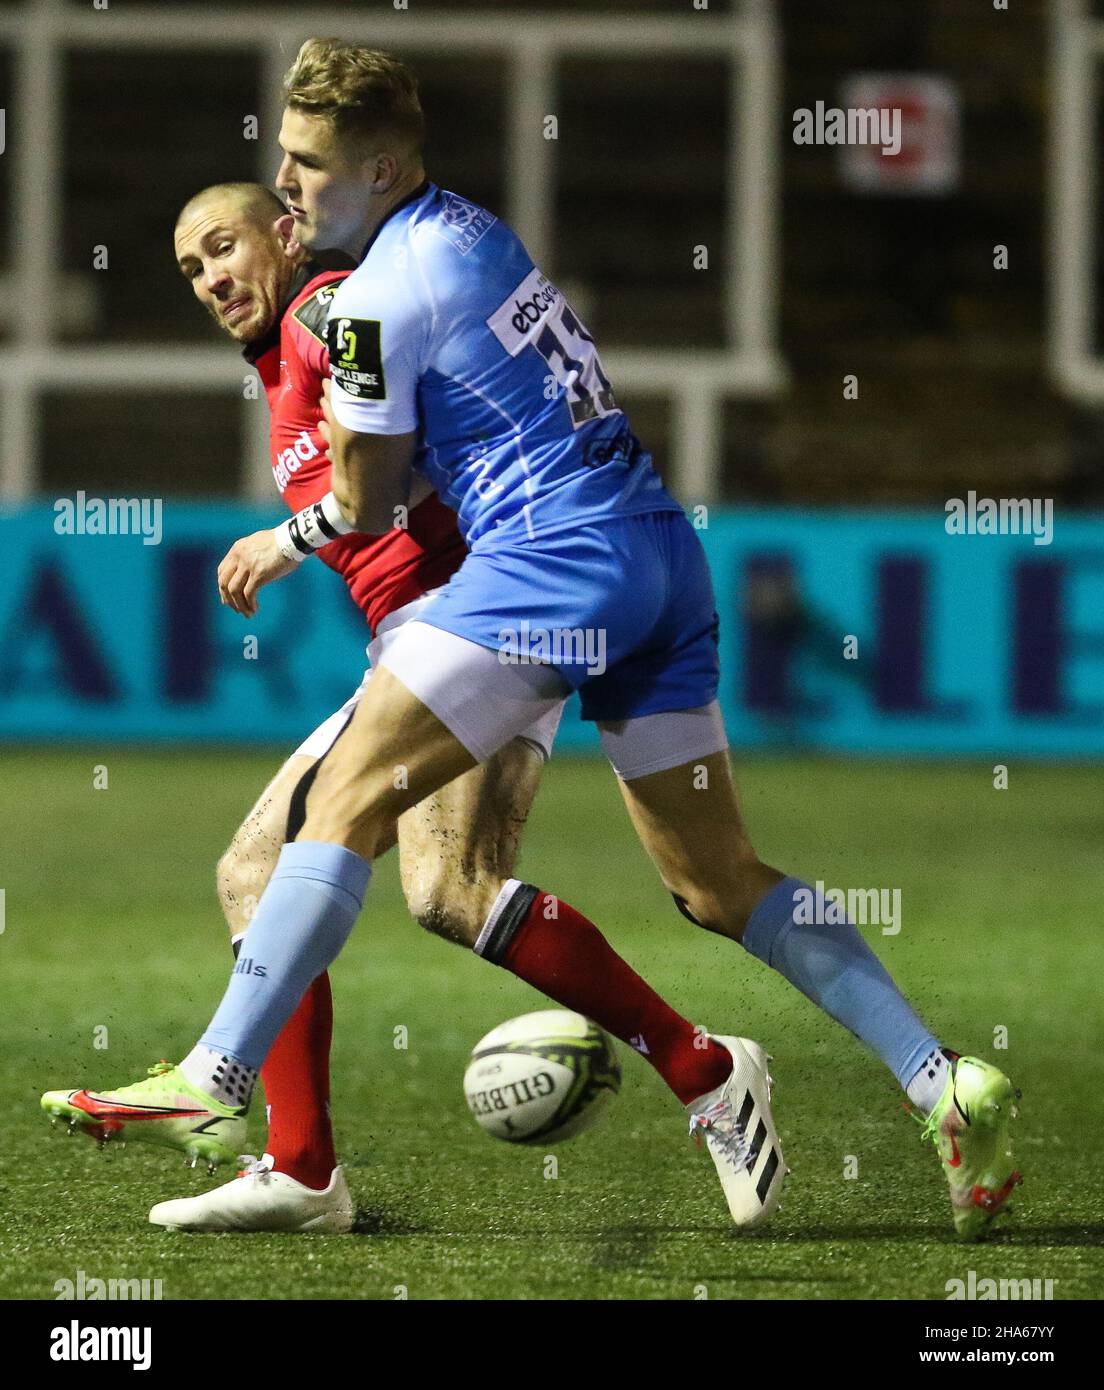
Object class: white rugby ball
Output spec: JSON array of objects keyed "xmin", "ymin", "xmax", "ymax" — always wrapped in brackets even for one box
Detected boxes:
[{"xmin": 464, "ymin": 1009, "xmax": 620, "ymax": 1144}]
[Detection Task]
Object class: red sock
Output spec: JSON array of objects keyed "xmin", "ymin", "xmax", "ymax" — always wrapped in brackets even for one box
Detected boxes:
[
  {"xmin": 492, "ymin": 887, "xmax": 732, "ymax": 1106},
  {"xmin": 260, "ymin": 971, "xmax": 337, "ymax": 1191}
]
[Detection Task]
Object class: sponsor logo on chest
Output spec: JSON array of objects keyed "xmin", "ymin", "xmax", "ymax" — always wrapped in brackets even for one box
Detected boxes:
[{"xmin": 273, "ymin": 428, "xmax": 320, "ymax": 492}]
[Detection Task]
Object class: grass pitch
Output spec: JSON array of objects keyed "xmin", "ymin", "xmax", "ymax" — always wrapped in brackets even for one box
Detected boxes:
[{"xmin": 0, "ymin": 750, "xmax": 1101, "ymax": 1300}]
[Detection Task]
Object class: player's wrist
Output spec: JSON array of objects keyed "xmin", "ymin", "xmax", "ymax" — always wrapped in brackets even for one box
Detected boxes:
[{"xmin": 272, "ymin": 491, "xmax": 355, "ymax": 564}]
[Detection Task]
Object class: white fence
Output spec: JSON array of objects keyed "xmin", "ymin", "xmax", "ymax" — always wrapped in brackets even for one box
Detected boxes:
[
  {"xmin": 1050, "ymin": 0, "xmax": 1104, "ymax": 400},
  {"xmin": 0, "ymin": 0, "xmax": 785, "ymax": 501}
]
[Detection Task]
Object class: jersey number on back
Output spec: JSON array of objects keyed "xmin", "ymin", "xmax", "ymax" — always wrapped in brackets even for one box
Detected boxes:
[
  {"xmin": 487, "ymin": 270, "xmax": 619, "ymax": 430},
  {"xmin": 534, "ymin": 301, "xmax": 617, "ymax": 428}
]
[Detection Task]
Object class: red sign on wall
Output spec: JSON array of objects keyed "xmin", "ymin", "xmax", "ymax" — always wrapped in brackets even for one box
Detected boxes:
[{"xmin": 839, "ymin": 73, "xmax": 960, "ymax": 195}]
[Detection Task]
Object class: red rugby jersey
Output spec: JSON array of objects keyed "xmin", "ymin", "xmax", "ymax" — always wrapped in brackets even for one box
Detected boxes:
[{"xmin": 243, "ymin": 263, "xmax": 466, "ymax": 633}]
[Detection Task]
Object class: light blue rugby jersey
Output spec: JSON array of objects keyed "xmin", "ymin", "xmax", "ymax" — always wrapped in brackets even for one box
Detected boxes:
[{"xmin": 326, "ymin": 182, "xmax": 682, "ymax": 547}]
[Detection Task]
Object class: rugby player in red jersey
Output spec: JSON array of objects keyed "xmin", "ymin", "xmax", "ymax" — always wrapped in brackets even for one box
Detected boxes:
[
  {"xmin": 44, "ymin": 179, "xmax": 752, "ymax": 1233},
  {"xmin": 144, "ymin": 181, "xmax": 563, "ymax": 1230},
  {"xmin": 41, "ymin": 46, "xmax": 1019, "ymax": 1243}
]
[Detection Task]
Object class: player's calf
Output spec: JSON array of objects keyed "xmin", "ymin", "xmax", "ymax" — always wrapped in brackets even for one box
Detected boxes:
[
  {"xmin": 213, "ymin": 753, "xmax": 342, "ymax": 1192},
  {"xmin": 473, "ymin": 880, "xmax": 734, "ymax": 1109},
  {"xmin": 397, "ymin": 738, "xmax": 544, "ymax": 948}
]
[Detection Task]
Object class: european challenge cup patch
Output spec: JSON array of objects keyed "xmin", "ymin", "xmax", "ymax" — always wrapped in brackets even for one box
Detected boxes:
[{"xmin": 327, "ymin": 316, "xmax": 386, "ymax": 400}]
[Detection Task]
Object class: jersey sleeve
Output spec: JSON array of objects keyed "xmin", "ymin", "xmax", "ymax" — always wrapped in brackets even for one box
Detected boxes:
[
  {"xmin": 326, "ymin": 260, "xmax": 432, "ymax": 436},
  {"xmin": 288, "ymin": 275, "xmax": 345, "ymax": 382},
  {"xmin": 297, "ymin": 325, "xmax": 329, "ymax": 381}
]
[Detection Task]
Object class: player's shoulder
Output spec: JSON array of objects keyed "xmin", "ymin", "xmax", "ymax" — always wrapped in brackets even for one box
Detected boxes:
[
  {"xmin": 287, "ymin": 267, "xmax": 352, "ymax": 345},
  {"xmin": 406, "ymin": 188, "xmax": 536, "ymax": 325},
  {"xmin": 330, "ymin": 184, "xmax": 524, "ymax": 327},
  {"xmin": 408, "ymin": 188, "xmax": 534, "ymax": 292},
  {"xmin": 330, "ymin": 252, "xmax": 396, "ymax": 315},
  {"xmin": 412, "ymin": 186, "xmax": 501, "ymax": 263},
  {"xmin": 330, "ymin": 239, "xmax": 430, "ymax": 340}
]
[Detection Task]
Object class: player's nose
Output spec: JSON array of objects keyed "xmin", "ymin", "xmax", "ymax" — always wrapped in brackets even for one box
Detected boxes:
[
  {"xmin": 204, "ymin": 263, "xmax": 232, "ymax": 295},
  {"xmin": 274, "ymin": 155, "xmax": 295, "ymax": 194}
]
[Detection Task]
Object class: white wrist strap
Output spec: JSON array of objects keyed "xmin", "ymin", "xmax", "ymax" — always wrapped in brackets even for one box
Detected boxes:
[{"xmin": 273, "ymin": 491, "xmax": 354, "ymax": 563}]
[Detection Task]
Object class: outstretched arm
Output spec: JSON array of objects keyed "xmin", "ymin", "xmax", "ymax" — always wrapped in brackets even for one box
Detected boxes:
[{"xmin": 216, "ymin": 529, "xmax": 300, "ymax": 618}]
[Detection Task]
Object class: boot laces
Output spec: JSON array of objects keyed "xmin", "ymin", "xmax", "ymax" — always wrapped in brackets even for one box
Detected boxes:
[
  {"xmin": 688, "ymin": 1097, "xmax": 751, "ymax": 1170},
  {"xmin": 235, "ymin": 1155, "xmax": 273, "ymax": 1182}
]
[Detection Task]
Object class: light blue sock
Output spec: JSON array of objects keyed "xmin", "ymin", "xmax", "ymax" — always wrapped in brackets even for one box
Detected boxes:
[
  {"xmin": 199, "ymin": 841, "xmax": 371, "ymax": 1070},
  {"xmin": 742, "ymin": 876, "xmax": 938, "ymax": 1087}
]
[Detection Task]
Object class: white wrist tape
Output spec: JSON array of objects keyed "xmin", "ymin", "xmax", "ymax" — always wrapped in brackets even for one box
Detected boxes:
[{"xmin": 273, "ymin": 491, "xmax": 354, "ymax": 563}]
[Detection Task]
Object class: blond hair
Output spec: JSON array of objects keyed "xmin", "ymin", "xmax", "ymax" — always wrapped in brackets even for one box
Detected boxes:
[{"xmin": 283, "ymin": 38, "xmax": 424, "ymax": 154}]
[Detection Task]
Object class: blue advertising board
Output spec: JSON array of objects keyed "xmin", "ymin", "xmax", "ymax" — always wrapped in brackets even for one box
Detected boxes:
[{"xmin": 1, "ymin": 502, "xmax": 1101, "ymax": 758}]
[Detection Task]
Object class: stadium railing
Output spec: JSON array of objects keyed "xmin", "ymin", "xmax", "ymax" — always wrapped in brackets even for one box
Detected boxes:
[{"xmin": 0, "ymin": 0, "xmax": 786, "ymax": 505}]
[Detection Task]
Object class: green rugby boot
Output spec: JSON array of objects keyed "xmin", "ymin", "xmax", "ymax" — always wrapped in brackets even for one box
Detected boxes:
[
  {"xmin": 42, "ymin": 1061, "xmax": 247, "ymax": 1172},
  {"xmin": 918, "ymin": 1054, "xmax": 1022, "ymax": 1241}
]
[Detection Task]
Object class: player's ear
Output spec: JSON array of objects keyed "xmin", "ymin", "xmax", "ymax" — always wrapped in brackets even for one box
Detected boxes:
[
  {"xmin": 273, "ymin": 213, "xmax": 300, "ymax": 259},
  {"xmin": 363, "ymin": 151, "xmax": 399, "ymax": 194}
]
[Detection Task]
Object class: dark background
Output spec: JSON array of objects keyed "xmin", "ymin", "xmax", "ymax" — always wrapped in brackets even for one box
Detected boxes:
[{"xmin": 0, "ymin": 0, "xmax": 1097, "ymax": 503}]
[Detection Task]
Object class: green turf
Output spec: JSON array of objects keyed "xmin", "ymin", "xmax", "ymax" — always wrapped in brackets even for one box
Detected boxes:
[{"xmin": 0, "ymin": 750, "xmax": 1101, "ymax": 1299}]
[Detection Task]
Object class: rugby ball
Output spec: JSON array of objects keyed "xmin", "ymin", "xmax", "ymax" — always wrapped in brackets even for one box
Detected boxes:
[{"xmin": 464, "ymin": 1009, "xmax": 620, "ymax": 1144}]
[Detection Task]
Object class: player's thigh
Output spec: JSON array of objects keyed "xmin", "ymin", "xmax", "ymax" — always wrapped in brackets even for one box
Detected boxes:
[
  {"xmin": 218, "ymin": 753, "xmax": 318, "ymax": 935},
  {"xmin": 613, "ymin": 749, "xmax": 779, "ymax": 939},
  {"xmin": 302, "ymin": 621, "xmax": 565, "ymax": 857},
  {"xmin": 300, "ymin": 664, "xmax": 480, "ymax": 857},
  {"xmin": 396, "ymin": 737, "xmax": 544, "ymax": 944}
]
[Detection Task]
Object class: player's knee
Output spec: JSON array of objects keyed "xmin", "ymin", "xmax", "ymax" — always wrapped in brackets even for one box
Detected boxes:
[
  {"xmin": 216, "ymin": 833, "xmax": 272, "ymax": 936},
  {"xmin": 672, "ymin": 887, "xmax": 728, "ymax": 935},
  {"xmin": 416, "ymin": 900, "xmax": 479, "ymax": 948},
  {"xmin": 299, "ymin": 767, "xmax": 404, "ymax": 859},
  {"xmin": 404, "ymin": 878, "xmax": 493, "ymax": 950},
  {"xmin": 671, "ymin": 858, "xmax": 777, "ymax": 941}
]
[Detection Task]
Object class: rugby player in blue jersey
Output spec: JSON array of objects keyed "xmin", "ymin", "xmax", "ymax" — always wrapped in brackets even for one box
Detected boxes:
[{"xmin": 43, "ymin": 40, "xmax": 1019, "ymax": 1238}]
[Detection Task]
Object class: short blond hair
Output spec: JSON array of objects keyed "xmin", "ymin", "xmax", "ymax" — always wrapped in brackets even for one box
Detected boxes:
[{"xmin": 283, "ymin": 38, "xmax": 424, "ymax": 154}]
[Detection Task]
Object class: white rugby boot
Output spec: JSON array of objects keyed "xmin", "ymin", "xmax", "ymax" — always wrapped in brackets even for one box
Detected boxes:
[
  {"xmin": 687, "ymin": 1035, "xmax": 786, "ymax": 1229},
  {"xmin": 149, "ymin": 1155, "xmax": 354, "ymax": 1233}
]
